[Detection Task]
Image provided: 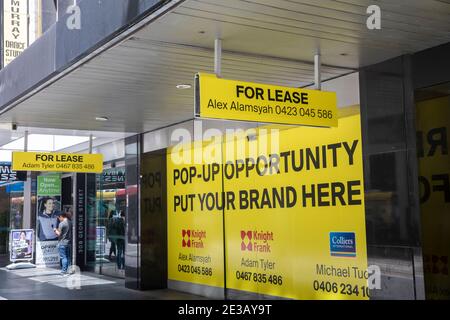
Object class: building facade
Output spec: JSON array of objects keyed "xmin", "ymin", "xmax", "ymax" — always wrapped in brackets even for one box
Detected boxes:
[{"xmin": 0, "ymin": 0, "xmax": 449, "ymax": 300}]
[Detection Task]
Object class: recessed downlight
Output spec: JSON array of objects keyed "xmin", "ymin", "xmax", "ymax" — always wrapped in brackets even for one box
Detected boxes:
[{"xmin": 95, "ymin": 116, "xmax": 109, "ymax": 121}]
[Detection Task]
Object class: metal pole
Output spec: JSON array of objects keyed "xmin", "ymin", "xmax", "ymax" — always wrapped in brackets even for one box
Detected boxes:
[
  {"xmin": 88, "ymin": 134, "xmax": 93, "ymax": 154},
  {"xmin": 214, "ymin": 39, "xmax": 222, "ymax": 77},
  {"xmin": 23, "ymin": 130, "xmax": 32, "ymax": 229},
  {"xmin": 24, "ymin": 130, "xmax": 29, "ymax": 152},
  {"xmin": 314, "ymin": 54, "xmax": 321, "ymax": 90}
]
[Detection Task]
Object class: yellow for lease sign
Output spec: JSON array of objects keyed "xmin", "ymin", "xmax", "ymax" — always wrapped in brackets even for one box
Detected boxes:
[
  {"xmin": 195, "ymin": 73, "xmax": 338, "ymax": 127},
  {"xmin": 12, "ymin": 152, "xmax": 103, "ymax": 173}
]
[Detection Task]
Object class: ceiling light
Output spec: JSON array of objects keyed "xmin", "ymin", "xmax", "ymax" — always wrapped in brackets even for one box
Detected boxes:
[
  {"xmin": 176, "ymin": 84, "xmax": 192, "ymax": 89},
  {"xmin": 95, "ymin": 116, "xmax": 109, "ymax": 121}
]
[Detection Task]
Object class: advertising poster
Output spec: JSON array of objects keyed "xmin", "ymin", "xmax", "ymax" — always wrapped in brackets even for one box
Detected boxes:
[
  {"xmin": 417, "ymin": 96, "xmax": 450, "ymax": 299},
  {"xmin": 36, "ymin": 174, "xmax": 62, "ymax": 267},
  {"xmin": 166, "ymin": 106, "xmax": 368, "ymax": 299},
  {"xmin": 167, "ymin": 140, "xmax": 225, "ymax": 289},
  {"xmin": 96, "ymin": 226, "xmax": 106, "ymax": 257},
  {"xmin": 223, "ymin": 109, "xmax": 367, "ymax": 299},
  {"xmin": 10, "ymin": 229, "xmax": 34, "ymax": 261}
]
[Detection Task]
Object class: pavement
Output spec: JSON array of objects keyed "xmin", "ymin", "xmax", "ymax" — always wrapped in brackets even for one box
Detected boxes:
[{"xmin": 0, "ymin": 267, "xmax": 205, "ymax": 300}]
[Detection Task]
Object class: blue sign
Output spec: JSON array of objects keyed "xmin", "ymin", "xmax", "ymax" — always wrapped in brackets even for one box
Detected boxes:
[
  {"xmin": 96, "ymin": 226, "xmax": 106, "ymax": 256},
  {"xmin": 0, "ymin": 162, "xmax": 26, "ymax": 184},
  {"xmin": 329, "ymin": 232, "xmax": 356, "ymax": 257},
  {"xmin": 6, "ymin": 183, "xmax": 24, "ymax": 193}
]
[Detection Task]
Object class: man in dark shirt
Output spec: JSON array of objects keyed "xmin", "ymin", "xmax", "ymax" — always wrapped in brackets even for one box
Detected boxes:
[
  {"xmin": 115, "ymin": 211, "xmax": 126, "ymax": 270},
  {"xmin": 54, "ymin": 213, "xmax": 72, "ymax": 275}
]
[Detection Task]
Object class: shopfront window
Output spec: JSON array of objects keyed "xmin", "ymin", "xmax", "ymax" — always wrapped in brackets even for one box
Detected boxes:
[
  {"xmin": 0, "ymin": 182, "xmax": 24, "ymax": 265},
  {"xmin": 415, "ymin": 84, "xmax": 450, "ymax": 299},
  {"xmin": 95, "ymin": 165, "xmax": 126, "ymax": 278}
]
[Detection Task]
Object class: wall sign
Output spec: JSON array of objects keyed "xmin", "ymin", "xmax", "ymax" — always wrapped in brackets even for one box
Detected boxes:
[
  {"xmin": 0, "ymin": 162, "xmax": 26, "ymax": 183},
  {"xmin": 167, "ymin": 107, "xmax": 367, "ymax": 299},
  {"xmin": 76, "ymin": 173, "xmax": 86, "ymax": 269},
  {"xmin": 195, "ymin": 73, "xmax": 338, "ymax": 127},
  {"xmin": 2, "ymin": 0, "xmax": 29, "ymax": 67}
]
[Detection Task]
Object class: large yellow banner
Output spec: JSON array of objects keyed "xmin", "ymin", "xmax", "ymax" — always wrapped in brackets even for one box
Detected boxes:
[
  {"xmin": 166, "ymin": 107, "xmax": 368, "ymax": 299},
  {"xmin": 223, "ymin": 110, "xmax": 367, "ymax": 299},
  {"xmin": 196, "ymin": 73, "xmax": 337, "ymax": 127},
  {"xmin": 417, "ymin": 96, "xmax": 450, "ymax": 299}
]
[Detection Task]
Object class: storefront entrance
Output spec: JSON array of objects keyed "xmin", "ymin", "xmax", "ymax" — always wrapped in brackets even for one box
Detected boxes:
[
  {"xmin": 95, "ymin": 165, "xmax": 126, "ymax": 279},
  {"xmin": 0, "ymin": 181, "xmax": 24, "ymax": 267}
]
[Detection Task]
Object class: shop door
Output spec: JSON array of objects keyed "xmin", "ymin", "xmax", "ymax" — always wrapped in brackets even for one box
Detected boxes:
[
  {"xmin": 0, "ymin": 182, "xmax": 25, "ymax": 267},
  {"xmin": 95, "ymin": 167, "xmax": 126, "ymax": 278}
]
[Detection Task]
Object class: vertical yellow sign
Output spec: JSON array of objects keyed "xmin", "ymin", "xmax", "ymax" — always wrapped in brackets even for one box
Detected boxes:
[
  {"xmin": 417, "ymin": 96, "xmax": 450, "ymax": 299},
  {"xmin": 167, "ymin": 141, "xmax": 225, "ymax": 288}
]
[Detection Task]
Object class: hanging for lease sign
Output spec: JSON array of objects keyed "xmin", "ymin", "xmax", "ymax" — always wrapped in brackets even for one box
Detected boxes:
[{"xmin": 195, "ymin": 73, "xmax": 338, "ymax": 127}]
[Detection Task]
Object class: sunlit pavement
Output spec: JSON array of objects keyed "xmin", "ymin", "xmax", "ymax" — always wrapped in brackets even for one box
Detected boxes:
[{"xmin": 0, "ymin": 267, "xmax": 205, "ymax": 300}]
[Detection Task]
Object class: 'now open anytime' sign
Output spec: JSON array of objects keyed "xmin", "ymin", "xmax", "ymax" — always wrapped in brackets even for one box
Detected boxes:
[{"xmin": 12, "ymin": 152, "xmax": 103, "ymax": 173}]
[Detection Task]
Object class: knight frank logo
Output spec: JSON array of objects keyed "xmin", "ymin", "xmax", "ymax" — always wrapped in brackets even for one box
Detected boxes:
[
  {"xmin": 182, "ymin": 229, "xmax": 206, "ymax": 249},
  {"xmin": 241, "ymin": 230, "xmax": 274, "ymax": 253},
  {"xmin": 241, "ymin": 231, "xmax": 252, "ymax": 251},
  {"xmin": 182, "ymin": 229, "xmax": 191, "ymax": 248}
]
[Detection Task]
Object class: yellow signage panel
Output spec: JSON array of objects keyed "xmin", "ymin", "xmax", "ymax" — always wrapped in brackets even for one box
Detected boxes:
[
  {"xmin": 195, "ymin": 73, "xmax": 338, "ymax": 127},
  {"xmin": 166, "ymin": 106, "xmax": 368, "ymax": 299},
  {"xmin": 224, "ymin": 111, "xmax": 368, "ymax": 299},
  {"xmin": 167, "ymin": 141, "xmax": 225, "ymax": 288},
  {"xmin": 416, "ymin": 96, "xmax": 450, "ymax": 299},
  {"xmin": 12, "ymin": 152, "xmax": 103, "ymax": 173}
]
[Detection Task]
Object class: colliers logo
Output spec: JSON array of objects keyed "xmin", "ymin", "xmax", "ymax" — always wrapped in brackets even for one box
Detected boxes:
[
  {"xmin": 330, "ymin": 232, "xmax": 356, "ymax": 257},
  {"xmin": 241, "ymin": 230, "xmax": 274, "ymax": 253},
  {"xmin": 182, "ymin": 229, "xmax": 206, "ymax": 249}
]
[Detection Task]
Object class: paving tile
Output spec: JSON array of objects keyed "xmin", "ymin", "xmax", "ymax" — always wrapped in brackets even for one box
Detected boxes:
[{"xmin": 0, "ymin": 268, "xmax": 206, "ymax": 300}]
